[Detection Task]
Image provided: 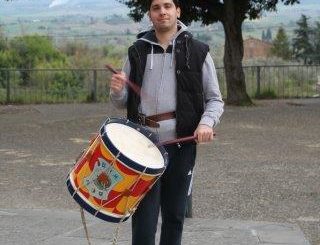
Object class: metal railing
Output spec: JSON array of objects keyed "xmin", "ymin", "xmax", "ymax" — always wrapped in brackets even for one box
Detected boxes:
[
  {"xmin": 0, "ymin": 68, "xmax": 110, "ymax": 104},
  {"xmin": 0, "ymin": 65, "xmax": 319, "ymax": 104},
  {"xmin": 216, "ymin": 65, "xmax": 320, "ymax": 99}
]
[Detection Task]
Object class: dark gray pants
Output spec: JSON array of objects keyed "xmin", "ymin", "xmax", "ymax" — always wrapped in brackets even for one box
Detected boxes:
[{"xmin": 132, "ymin": 143, "xmax": 196, "ymax": 245}]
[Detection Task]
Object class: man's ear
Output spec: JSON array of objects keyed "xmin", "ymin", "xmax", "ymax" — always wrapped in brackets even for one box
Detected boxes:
[{"xmin": 177, "ymin": 7, "xmax": 181, "ymax": 18}]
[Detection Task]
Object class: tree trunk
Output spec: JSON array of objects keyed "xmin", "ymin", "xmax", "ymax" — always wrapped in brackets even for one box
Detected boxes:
[{"xmin": 222, "ymin": 2, "xmax": 252, "ymax": 105}]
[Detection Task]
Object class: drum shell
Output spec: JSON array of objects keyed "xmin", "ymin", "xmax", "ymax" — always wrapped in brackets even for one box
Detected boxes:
[{"xmin": 67, "ymin": 118, "xmax": 167, "ymax": 223}]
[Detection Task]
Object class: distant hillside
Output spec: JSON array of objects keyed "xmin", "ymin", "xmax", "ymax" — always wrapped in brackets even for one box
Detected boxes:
[
  {"xmin": 0, "ymin": 0, "xmax": 319, "ymax": 49},
  {"xmin": 266, "ymin": 0, "xmax": 320, "ymax": 20},
  {"xmin": 0, "ymin": 0, "xmax": 127, "ymax": 19},
  {"xmin": 1, "ymin": 0, "xmax": 320, "ymax": 20}
]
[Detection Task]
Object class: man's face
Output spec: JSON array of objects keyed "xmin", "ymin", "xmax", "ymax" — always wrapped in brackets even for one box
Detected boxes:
[{"xmin": 148, "ymin": 0, "xmax": 181, "ymax": 33}]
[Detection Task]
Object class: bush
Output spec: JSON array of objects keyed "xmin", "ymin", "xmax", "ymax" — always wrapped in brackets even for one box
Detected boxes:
[
  {"xmin": 255, "ymin": 89, "xmax": 277, "ymax": 99},
  {"xmin": 48, "ymin": 71, "xmax": 83, "ymax": 99}
]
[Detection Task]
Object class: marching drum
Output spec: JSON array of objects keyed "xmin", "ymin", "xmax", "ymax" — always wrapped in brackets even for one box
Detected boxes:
[{"xmin": 66, "ymin": 117, "xmax": 168, "ymax": 223}]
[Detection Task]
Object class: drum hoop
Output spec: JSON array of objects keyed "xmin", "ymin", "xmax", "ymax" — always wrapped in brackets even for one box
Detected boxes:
[
  {"xmin": 66, "ymin": 178, "xmax": 130, "ymax": 223},
  {"xmin": 100, "ymin": 117, "xmax": 168, "ymax": 175},
  {"xmin": 103, "ymin": 144, "xmax": 165, "ymax": 177}
]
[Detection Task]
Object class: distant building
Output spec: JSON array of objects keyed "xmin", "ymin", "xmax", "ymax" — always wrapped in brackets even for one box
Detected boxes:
[{"xmin": 243, "ymin": 37, "xmax": 272, "ymax": 60}]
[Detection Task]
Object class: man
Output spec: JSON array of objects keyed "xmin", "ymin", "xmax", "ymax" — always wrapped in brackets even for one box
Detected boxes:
[{"xmin": 110, "ymin": 0, "xmax": 224, "ymax": 244}]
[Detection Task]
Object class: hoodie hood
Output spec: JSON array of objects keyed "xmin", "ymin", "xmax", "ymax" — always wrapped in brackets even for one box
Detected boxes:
[
  {"xmin": 136, "ymin": 20, "xmax": 189, "ymax": 69},
  {"xmin": 137, "ymin": 20, "xmax": 188, "ymax": 43}
]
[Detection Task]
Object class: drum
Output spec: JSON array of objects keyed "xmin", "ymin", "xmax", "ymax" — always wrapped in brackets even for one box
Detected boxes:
[{"xmin": 66, "ymin": 117, "xmax": 168, "ymax": 223}]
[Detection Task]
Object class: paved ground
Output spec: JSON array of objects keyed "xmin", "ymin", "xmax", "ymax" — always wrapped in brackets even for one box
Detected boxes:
[
  {"xmin": 0, "ymin": 99, "xmax": 319, "ymax": 244},
  {"xmin": 0, "ymin": 209, "xmax": 310, "ymax": 245}
]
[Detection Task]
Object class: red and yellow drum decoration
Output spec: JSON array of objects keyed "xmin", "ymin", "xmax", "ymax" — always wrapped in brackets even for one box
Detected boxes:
[{"xmin": 66, "ymin": 117, "xmax": 168, "ymax": 223}]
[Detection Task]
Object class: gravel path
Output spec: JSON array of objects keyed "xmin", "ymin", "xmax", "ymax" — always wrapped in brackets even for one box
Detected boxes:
[{"xmin": 0, "ymin": 99, "xmax": 319, "ymax": 244}]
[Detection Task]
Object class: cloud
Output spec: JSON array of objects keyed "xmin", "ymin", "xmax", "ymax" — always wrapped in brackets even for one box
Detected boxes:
[{"xmin": 49, "ymin": 0, "xmax": 70, "ymax": 8}]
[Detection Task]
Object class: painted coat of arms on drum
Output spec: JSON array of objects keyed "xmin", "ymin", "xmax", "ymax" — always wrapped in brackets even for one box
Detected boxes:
[{"xmin": 83, "ymin": 158, "xmax": 123, "ymax": 200}]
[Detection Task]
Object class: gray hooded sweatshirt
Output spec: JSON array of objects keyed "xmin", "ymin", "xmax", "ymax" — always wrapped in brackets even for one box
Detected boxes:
[{"xmin": 110, "ymin": 20, "xmax": 224, "ymax": 142}]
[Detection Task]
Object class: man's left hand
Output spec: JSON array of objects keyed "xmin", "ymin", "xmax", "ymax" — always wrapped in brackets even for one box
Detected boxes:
[{"xmin": 194, "ymin": 124, "xmax": 215, "ymax": 143}]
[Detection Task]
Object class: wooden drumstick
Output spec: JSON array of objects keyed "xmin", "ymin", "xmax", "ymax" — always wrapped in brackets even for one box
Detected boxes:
[
  {"xmin": 105, "ymin": 64, "xmax": 142, "ymax": 96},
  {"xmin": 157, "ymin": 135, "xmax": 197, "ymax": 146},
  {"xmin": 152, "ymin": 132, "xmax": 217, "ymax": 147}
]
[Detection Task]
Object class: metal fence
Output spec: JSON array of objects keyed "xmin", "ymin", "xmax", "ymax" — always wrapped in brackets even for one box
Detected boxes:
[
  {"xmin": 217, "ymin": 65, "xmax": 320, "ymax": 99},
  {"xmin": 0, "ymin": 65, "xmax": 320, "ymax": 104},
  {"xmin": 0, "ymin": 68, "xmax": 110, "ymax": 104}
]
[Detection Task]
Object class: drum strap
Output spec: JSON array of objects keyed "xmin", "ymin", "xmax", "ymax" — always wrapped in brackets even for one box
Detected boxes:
[
  {"xmin": 80, "ymin": 207, "xmax": 92, "ymax": 245},
  {"xmin": 80, "ymin": 206, "xmax": 121, "ymax": 245},
  {"xmin": 78, "ymin": 165, "xmax": 165, "ymax": 245},
  {"xmin": 112, "ymin": 194, "xmax": 135, "ymax": 245}
]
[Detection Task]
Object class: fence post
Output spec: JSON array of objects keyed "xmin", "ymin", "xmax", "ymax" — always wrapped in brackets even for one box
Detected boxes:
[
  {"xmin": 92, "ymin": 69, "xmax": 97, "ymax": 102},
  {"xmin": 6, "ymin": 70, "xmax": 10, "ymax": 104},
  {"xmin": 256, "ymin": 66, "xmax": 261, "ymax": 98}
]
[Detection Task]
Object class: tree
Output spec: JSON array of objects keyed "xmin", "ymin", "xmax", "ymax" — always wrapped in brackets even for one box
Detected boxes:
[
  {"xmin": 292, "ymin": 15, "xmax": 314, "ymax": 64},
  {"xmin": 10, "ymin": 35, "xmax": 66, "ymax": 85},
  {"xmin": 0, "ymin": 27, "xmax": 7, "ymax": 52},
  {"xmin": 0, "ymin": 50, "xmax": 18, "ymax": 88},
  {"xmin": 271, "ymin": 27, "xmax": 292, "ymax": 60},
  {"xmin": 118, "ymin": 0, "xmax": 299, "ymax": 105},
  {"xmin": 261, "ymin": 30, "xmax": 266, "ymax": 41},
  {"xmin": 0, "ymin": 29, "xmax": 16, "ymax": 88},
  {"xmin": 311, "ymin": 22, "xmax": 320, "ymax": 64},
  {"xmin": 266, "ymin": 28, "xmax": 272, "ymax": 42}
]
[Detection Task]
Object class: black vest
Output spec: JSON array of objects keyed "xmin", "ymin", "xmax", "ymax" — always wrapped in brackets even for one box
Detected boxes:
[{"xmin": 127, "ymin": 31, "xmax": 209, "ymax": 137}]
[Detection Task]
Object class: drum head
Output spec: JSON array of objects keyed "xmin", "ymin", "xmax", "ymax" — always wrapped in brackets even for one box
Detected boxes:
[
  {"xmin": 105, "ymin": 123, "xmax": 164, "ymax": 168},
  {"xmin": 100, "ymin": 118, "xmax": 167, "ymax": 174}
]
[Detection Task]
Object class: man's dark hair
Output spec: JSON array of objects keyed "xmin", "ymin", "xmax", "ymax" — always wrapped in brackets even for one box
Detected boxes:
[{"xmin": 149, "ymin": 0, "xmax": 180, "ymax": 8}]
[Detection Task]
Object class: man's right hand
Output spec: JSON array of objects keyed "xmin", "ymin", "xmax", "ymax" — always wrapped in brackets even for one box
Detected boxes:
[{"xmin": 110, "ymin": 71, "xmax": 127, "ymax": 94}]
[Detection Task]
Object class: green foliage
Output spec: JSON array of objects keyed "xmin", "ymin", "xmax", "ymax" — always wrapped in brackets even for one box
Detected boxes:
[
  {"xmin": 48, "ymin": 71, "xmax": 81, "ymax": 98},
  {"xmin": 106, "ymin": 45, "xmax": 126, "ymax": 60},
  {"xmin": 34, "ymin": 60, "xmax": 86, "ymax": 100},
  {"xmin": 271, "ymin": 27, "xmax": 292, "ymax": 60},
  {"xmin": 61, "ymin": 41, "xmax": 108, "ymax": 68},
  {"xmin": 8, "ymin": 35, "xmax": 67, "ymax": 86},
  {"xmin": 0, "ymin": 49, "xmax": 18, "ymax": 68},
  {"xmin": 0, "ymin": 30, "xmax": 7, "ymax": 52},
  {"xmin": 0, "ymin": 30, "xmax": 128, "ymax": 103},
  {"xmin": 63, "ymin": 42, "xmax": 80, "ymax": 57},
  {"xmin": 312, "ymin": 22, "xmax": 320, "ymax": 64},
  {"xmin": 102, "ymin": 44, "xmax": 127, "ymax": 68},
  {"xmin": 10, "ymin": 35, "xmax": 66, "ymax": 69},
  {"xmin": 0, "ymin": 28, "xmax": 12, "ymax": 88},
  {"xmin": 255, "ymin": 89, "xmax": 277, "ymax": 99},
  {"xmin": 0, "ymin": 50, "xmax": 19, "ymax": 88},
  {"xmin": 292, "ymin": 15, "xmax": 314, "ymax": 64},
  {"xmin": 103, "ymin": 44, "xmax": 126, "ymax": 59}
]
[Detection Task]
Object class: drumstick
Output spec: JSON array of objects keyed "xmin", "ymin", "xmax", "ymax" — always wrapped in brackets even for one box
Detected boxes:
[
  {"xmin": 153, "ymin": 132, "xmax": 217, "ymax": 147},
  {"xmin": 157, "ymin": 135, "xmax": 197, "ymax": 146},
  {"xmin": 105, "ymin": 64, "xmax": 142, "ymax": 96}
]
